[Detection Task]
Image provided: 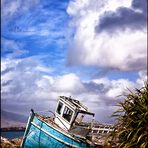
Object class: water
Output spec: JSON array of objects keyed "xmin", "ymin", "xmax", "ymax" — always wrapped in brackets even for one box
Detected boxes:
[{"xmin": 1, "ymin": 131, "xmax": 24, "ymax": 139}]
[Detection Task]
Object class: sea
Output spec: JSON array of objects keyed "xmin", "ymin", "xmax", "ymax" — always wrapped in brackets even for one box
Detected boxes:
[{"xmin": 1, "ymin": 131, "xmax": 24, "ymax": 139}]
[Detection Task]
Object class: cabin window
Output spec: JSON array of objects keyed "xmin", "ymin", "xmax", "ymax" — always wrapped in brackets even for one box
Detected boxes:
[
  {"xmin": 56, "ymin": 102, "xmax": 63, "ymax": 115},
  {"xmin": 104, "ymin": 131, "xmax": 108, "ymax": 133},
  {"xmin": 99, "ymin": 130, "xmax": 103, "ymax": 133},
  {"xmin": 62, "ymin": 106, "xmax": 73, "ymax": 122},
  {"xmin": 93, "ymin": 130, "xmax": 98, "ymax": 134}
]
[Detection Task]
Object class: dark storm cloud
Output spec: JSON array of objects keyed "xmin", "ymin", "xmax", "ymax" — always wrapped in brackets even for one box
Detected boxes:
[
  {"xmin": 95, "ymin": 0, "xmax": 147, "ymax": 33},
  {"xmin": 1, "ymin": 80, "xmax": 13, "ymax": 87},
  {"xmin": 1, "ymin": 67, "xmax": 14, "ymax": 75},
  {"xmin": 83, "ymin": 82, "xmax": 109, "ymax": 94},
  {"xmin": 132, "ymin": 0, "xmax": 147, "ymax": 12}
]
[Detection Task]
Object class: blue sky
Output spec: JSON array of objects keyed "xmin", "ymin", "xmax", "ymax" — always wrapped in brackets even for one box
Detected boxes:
[{"xmin": 1, "ymin": 0, "xmax": 147, "ymax": 123}]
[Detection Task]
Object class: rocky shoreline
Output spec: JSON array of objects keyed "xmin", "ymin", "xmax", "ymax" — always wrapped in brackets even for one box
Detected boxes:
[{"xmin": 1, "ymin": 136, "xmax": 22, "ymax": 148}]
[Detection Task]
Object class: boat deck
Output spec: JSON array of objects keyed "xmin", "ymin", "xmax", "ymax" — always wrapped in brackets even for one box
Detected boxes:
[
  {"xmin": 35, "ymin": 113, "xmax": 112, "ymax": 146},
  {"xmin": 36, "ymin": 114, "xmax": 91, "ymax": 139}
]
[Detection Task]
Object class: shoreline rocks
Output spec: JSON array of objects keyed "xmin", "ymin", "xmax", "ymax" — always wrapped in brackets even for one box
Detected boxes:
[{"xmin": 1, "ymin": 136, "xmax": 22, "ymax": 148}]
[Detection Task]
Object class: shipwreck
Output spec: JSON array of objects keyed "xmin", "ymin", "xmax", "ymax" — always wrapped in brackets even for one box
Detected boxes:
[{"xmin": 21, "ymin": 96, "xmax": 113, "ymax": 147}]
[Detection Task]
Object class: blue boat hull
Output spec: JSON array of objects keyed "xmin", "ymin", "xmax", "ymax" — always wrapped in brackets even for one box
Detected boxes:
[{"xmin": 22, "ymin": 110, "xmax": 94, "ymax": 148}]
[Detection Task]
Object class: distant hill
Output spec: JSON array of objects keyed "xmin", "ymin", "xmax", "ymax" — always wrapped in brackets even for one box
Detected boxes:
[{"xmin": 1, "ymin": 110, "xmax": 28, "ymax": 128}]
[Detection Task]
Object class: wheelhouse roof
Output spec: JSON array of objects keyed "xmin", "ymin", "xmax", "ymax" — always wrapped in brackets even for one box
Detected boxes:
[{"xmin": 59, "ymin": 96, "xmax": 95, "ymax": 116}]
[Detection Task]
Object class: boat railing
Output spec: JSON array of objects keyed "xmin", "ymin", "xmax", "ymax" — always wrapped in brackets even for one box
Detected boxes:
[
  {"xmin": 35, "ymin": 110, "xmax": 55, "ymax": 117},
  {"xmin": 35, "ymin": 110, "xmax": 70, "ymax": 131}
]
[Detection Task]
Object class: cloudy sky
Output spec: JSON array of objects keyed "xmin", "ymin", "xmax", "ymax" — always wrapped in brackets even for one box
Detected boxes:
[{"xmin": 1, "ymin": 0, "xmax": 147, "ymax": 123}]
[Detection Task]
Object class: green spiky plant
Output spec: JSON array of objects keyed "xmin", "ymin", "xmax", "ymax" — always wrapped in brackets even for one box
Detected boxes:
[{"xmin": 108, "ymin": 82, "xmax": 148, "ymax": 148}]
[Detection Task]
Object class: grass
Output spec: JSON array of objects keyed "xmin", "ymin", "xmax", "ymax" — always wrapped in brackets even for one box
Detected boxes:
[{"xmin": 107, "ymin": 82, "xmax": 148, "ymax": 148}]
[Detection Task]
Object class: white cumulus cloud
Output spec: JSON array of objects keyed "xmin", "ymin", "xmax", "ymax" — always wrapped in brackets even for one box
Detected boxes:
[{"xmin": 67, "ymin": 0, "xmax": 147, "ymax": 71}]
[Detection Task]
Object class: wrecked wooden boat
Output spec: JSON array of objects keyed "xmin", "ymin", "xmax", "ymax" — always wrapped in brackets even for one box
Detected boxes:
[{"xmin": 21, "ymin": 96, "xmax": 113, "ymax": 147}]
